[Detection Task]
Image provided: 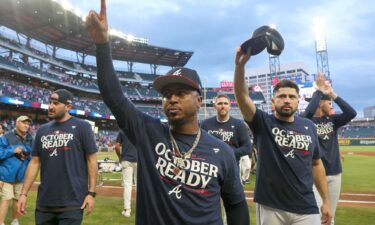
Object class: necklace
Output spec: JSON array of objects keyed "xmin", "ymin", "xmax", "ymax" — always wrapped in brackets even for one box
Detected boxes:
[{"xmin": 169, "ymin": 128, "xmax": 201, "ymax": 175}]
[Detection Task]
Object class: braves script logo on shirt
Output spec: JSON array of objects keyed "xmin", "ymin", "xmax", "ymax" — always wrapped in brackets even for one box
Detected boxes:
[
  {"xmin": 316, "ymin": 122, "xmax": 334, "ymax": 140},
  {"xmin": 154, "ymin": 142, "xmax": 219, "ymax": 197},
  {"xmin": 272, "ymin": 127, "xmax": 312, "ymax": 151},
  {"xmin": 207, "ymin": 129, "xmax": 234, "ymax": 143},
  {"xmin": 41, "ymin": 131, "xmax": 74, "ymax": 153}
]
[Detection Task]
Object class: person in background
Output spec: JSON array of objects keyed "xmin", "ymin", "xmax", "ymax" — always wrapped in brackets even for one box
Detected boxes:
[
  {"xmin": 303, "ymin": 74, "xmax": 357, "ymax": 225},
  {"xmin": 0, "ymin": 116, "xmax": 33, "ymax": 225},
  {"xmin": 114, "ymin": 130, "xmax": 137, "ymax": 217},
  {"xmin": 17, "ymin": 89, "xmax": 98, "ymax": 225}
]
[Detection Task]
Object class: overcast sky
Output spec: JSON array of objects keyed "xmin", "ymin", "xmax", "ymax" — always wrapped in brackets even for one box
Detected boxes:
[{"xmin": 74, "ymin": 0, "xmax": 375, "ymax": 116}]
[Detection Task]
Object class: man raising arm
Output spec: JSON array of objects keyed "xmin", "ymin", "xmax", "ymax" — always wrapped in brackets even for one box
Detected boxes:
[{"xmin": 234, "ymin": 48, "xmax": 331, "ymax": 225}]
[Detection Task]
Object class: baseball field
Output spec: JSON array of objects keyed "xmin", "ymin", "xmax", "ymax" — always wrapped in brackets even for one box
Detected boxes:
[{"xmin": 6, "ymin": 145, "xmax": 375, "ymax": 225}]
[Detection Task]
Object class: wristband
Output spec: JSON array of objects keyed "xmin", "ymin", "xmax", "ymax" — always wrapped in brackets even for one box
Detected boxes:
[{"xmin": 87, "ymin": 191, "xmax": 96, "ymax": 198}]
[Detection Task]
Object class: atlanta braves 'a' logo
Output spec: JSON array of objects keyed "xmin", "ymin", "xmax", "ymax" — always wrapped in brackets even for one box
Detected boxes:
[
  {"xmin": 49, "ymin": 149, "xmax": 58, "ymax": 157},
  {"xmin": 284, "ymin": 149, "xmax": 295, "ymax": 158},
  {"xmin": 169, "ymin": 184, "xmax": 182, "ymax": 199}
]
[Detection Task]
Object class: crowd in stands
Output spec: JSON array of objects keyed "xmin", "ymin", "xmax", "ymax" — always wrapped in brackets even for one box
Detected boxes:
[
  {"xmin": 339, "ymin": 125, "xmax": 375, "ymax": 138},
  {"xmin": 0, "ymin": 77, "xmax": 165, "ymax": 118},
  {"xmin": 0, "ymin": 78, "xmax": 51, "ymax": 103}
]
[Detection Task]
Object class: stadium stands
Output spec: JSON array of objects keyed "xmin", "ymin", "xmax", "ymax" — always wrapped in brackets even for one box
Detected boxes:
[
  {"xmin": 340, "ymin": 126, "xmax": 375, "ymax": 138},
  {"xmin": 0, "ymin": 0, "xmax": 268, "ymax": 152}
]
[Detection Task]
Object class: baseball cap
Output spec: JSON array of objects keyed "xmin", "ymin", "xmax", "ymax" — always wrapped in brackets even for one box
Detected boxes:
[
  {"xmin": 153, "ymin": 67, "xmax": 202, "ymax": 94},
  {"xmin": 16, "ymin": 115, "xmax": 32, "ymax": 123},
  {"xmin": 241, "ymin": 25, "xmax": 284, "ymax": 56},
  {"xmin": 51, "ymin": 89, "xmax": 74, "ymax": 104}
]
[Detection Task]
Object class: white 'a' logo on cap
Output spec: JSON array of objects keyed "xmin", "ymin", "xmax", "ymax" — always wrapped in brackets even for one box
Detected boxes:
[{"xmin": 172, "ymin": 69, "xmax": 182, "ymax": 76}]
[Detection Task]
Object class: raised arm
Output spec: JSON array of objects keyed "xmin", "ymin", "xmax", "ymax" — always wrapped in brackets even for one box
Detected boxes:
[
  {"xmin": 331, "ymin": 98, "xmax": 357, "ymax": 128},
  {"xmin": 86, "ymin": 0, "xmax": 145, "ymax": 135},
  {"xmin": 233, "ymin": 48, "xmax": 257, "ymax": 123},
  {"xmin": 303, "ymin": 74, "xmax": 329, "ymax": 118}
]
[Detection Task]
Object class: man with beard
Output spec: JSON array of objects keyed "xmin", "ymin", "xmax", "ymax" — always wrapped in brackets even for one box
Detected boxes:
[
  {"xmin": 17, "ymin": 89, "xmax": 97, "ymax": 225},
  {"xmin": 303, "ymin": 74, "xmax": 356, "ymax": 225},
  {"xmin": 233, "ymin": 48, "xmax": 332, "ymax": 225},
  {"xmin": 201, "ymin": 94, "xmax": 251, "ymax": 171},
  {"xmin": 84, "ymin": 1, "xmax": 249, "ymax": 224}
]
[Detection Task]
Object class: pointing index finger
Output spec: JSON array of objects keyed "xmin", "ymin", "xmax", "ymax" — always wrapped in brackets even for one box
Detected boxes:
[{"xmin": 100, "ymin": 0, "xmax": 106, "ymax": 18}]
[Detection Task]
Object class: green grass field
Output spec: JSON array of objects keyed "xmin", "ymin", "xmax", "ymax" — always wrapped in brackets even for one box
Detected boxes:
[
  {"xmin": 5, "ymin": 145, "xmax": 375, "ymax": 224},
  {"xmin": 7, "ymin": 193, "xmax": 375, "ymax": 225},
  {"xmin": 340, "ymin": 145, "xmax": 375, "ymax": 152}
]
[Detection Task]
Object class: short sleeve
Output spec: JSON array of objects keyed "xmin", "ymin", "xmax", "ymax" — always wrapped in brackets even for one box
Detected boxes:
[
  {"xmin": 32, "ymin": 130, "xmax": 41, "ymax": 157},
  {"xmin": 80, "ymin": 121, "xmax": 98, "ymax": 154}
]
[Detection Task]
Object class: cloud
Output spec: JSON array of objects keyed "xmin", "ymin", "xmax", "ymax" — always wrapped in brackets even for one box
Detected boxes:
[{"xmin": 73, "ymin": 0, "xmax": 375, "ymax": 114}]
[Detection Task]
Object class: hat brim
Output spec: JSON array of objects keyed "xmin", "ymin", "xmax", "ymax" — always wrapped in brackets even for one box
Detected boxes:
[
  {"xmin": 153, "ymin": 75, "xmax": 201, "ymax": 94},
  {"xmin": 240, "ymin": 36, "xmax": 266, "ymax": 56},
  {"xmin": 18, "ymin": 118, "xmax": 32, "ymax": 123}
]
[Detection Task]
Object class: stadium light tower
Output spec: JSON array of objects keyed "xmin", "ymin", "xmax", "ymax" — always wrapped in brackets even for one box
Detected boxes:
[
  {"xmin": 268, "ymin": 24, "xmax": 281, "ymax": 110},
  {"xmin": 268, "ymin": 24, "xmax": 281, "ymax": 80},
  {"xmin": 313, "ymin": 17, "xmax": 330, "ymax": 80}
]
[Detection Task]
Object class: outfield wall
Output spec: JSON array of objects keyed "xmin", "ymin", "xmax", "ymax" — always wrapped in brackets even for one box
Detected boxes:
[{"xmin": 339, "ymin": 138, "xmax": 375, "ymax": 146}]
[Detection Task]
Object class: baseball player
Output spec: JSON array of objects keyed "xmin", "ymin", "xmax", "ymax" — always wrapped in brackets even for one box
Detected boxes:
[
  {"xmin": 17, "ymin": 89, "xmax": 98, "ymax": 225},
  {"xmin": 303, "ymin": 74, "xmax": 357, "ymax": 225},
  {"xmin": 234, "ymin": 48, "xmax": 332, "ymax": 225},
  {"xmin": 201, "ymin": 94, "xmax": 252, "ymax": 164},
  {"xmin": 85, "ymin": 1, "xmax": 249, "ymax": 224}
]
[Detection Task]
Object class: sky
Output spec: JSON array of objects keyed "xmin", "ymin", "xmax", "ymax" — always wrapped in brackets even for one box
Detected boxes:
[{"xmin": 73, "ymin": 0, "xmax": 375, "ymax": 116}]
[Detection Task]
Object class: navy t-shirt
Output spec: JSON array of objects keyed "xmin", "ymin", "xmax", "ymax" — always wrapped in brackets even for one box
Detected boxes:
[
  {"xmin": 116, "ymin": 130, "xmax": 137, "ymax": 162},
  {"xmin": 201, "ymin": 116, "xmax": 252, "ymax": 161},
  {"xmin": 32, "ymin": 117, "xmax": 97, "ymax": 208},
  {"xmin": 303, "ymin": 91, "xmax": 357, "ymax": 175},
  {"xmin": 96, "ymin": 43, "xmax": 245, "ymax": 225},
  {"xmin": 248, "ymin": 109, "xmax": 321, "ymax": 214}
]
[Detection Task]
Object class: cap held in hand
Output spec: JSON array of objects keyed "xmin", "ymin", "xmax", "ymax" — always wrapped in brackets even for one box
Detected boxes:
[{"xmin": 240, "ymin": 25, "xmax": 284, "ymax": 56}]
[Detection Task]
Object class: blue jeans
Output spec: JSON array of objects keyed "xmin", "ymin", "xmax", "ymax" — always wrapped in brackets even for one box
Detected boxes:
[{"xmin": 35, "ymin": 209, "xmax": 83, "ymax": 225}]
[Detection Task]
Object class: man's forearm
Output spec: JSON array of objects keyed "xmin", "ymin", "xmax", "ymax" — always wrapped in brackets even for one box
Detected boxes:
[
  {"xmin": 114, "ymin": 144, "xmax": 121, "ymax": 161},
  {"xmin": 87, "ymin": 153, "xmax": 98, "ymax": 192},
  {"xmin": 312, "ymin": 159, "xmax": 329, "ymax": 204},
  {"xmin": 20, "ymin": 156, "xmax": 40, "ymax": 195},
  {"xmin": 234, "ymin": 65, "xmax": 256, "ymax": 122},
  {"xmin": 225, "ymin": 200, "xmax": 250, "ymax": 225}
]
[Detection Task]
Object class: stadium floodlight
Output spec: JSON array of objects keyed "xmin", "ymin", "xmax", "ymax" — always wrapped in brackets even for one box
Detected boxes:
[
  {"xmin": 109, "ymin": 28, "xmax": 148, "ymax": 44},
  {"xmin": 52, "ymin": 0, "xmax": 148, "ymax": 44},
  {"xmin": 313, "ymin": 17, "xmax": 327, "ymax": 51},
  {"xmin": 57, "ymin": 0, "xmax": 73, "ymax": 11},
  {"xmin": 127, "ymin": 34, "xmax": 135, "ymax": 42}
]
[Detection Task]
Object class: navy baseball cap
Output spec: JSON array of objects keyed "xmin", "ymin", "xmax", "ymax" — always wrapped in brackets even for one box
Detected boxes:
[
  {"xmin": 241, "ymin": 25, "xmax": 284, "ymax": 56},
  {"xmin": 51, "ymin": 89, "xmax": 74, "ymax": 104},
  {"xmin": 153, "ymin": 67, "xmax": 202, "ymax": 94}
]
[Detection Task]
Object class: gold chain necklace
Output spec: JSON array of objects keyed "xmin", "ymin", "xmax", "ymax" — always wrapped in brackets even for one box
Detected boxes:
[{"xmin": 169, "ymin": 128, "xmax": 201, "ymax": 175}]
